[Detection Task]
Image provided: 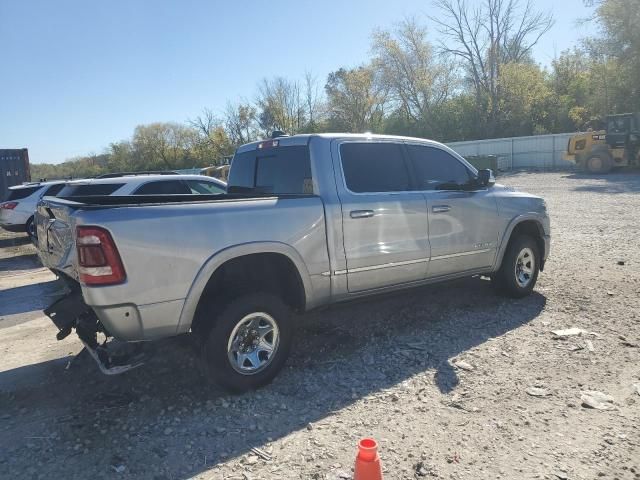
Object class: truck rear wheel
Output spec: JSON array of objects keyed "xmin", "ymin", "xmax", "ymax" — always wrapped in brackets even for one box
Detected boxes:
[
  {"xmin": 585, "ymin": 154, "xmax": 612, "ymax": 174},
  {"xmin": 492, "ymin": 235, "xmax": 540, "ymax": 298},
  {"xmin": 201, "ymin": 292, "xmax": 293, "ymax": 392}
]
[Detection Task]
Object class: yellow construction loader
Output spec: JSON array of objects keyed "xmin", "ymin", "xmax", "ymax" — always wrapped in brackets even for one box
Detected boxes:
[{"xmin": 565, "ymin": 112, "xmax": 640, "ymax": 173}]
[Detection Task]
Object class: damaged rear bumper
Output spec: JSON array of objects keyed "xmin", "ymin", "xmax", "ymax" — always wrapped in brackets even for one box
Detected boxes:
[{"xmin": 44, "ymin": 292, "xmax": 144, "ymax": 375}]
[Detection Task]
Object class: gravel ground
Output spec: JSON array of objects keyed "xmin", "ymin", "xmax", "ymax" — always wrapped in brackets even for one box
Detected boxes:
[{"xmin": 0, "ymin": 171, "xmax": 639, "ymax": 480}]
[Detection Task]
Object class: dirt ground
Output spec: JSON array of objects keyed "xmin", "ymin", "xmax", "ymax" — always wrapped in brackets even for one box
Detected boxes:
[{"xmin": 0, "ymin": 171, "xmax": 639, "ymax": 480}]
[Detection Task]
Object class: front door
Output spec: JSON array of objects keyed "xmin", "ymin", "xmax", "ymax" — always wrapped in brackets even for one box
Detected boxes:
[{"xmin": 334, "ymin": 141, "xmax": 430, "ymax": 293}]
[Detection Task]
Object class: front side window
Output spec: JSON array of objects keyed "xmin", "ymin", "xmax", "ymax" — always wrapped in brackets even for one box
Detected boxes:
[
  {"xmin": 406, "ymin": 145, "xmax": 471, "ymax": 190},
  {"xmin": 43, "ymin": 184, "xmax": 65, "ymax": 196},
  {"xmin": 186, "ymin": 180, "xmax": 225, "ymax": 194},
  {"xmin": 340, "ymin": 142, "xmax": 410, "ymax": 193},
  {"xmin": 134, "ymin": 180, "xmax": 190, "ymax": 195}
]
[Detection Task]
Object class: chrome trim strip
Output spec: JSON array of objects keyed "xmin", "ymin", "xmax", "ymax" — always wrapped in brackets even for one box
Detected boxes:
[
  {"xmin": 430, "ymin": 248, "xmax": 492, "ymax": 261},
  {"xmin": 334, "ymin": 257, "xmax": 429, "ymax": 276}
]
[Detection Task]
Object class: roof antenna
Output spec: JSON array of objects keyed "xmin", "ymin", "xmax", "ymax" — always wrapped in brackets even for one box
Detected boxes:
[{"xmin": 271, "ymin": 130, "xmax": 288, "ymax": 139}]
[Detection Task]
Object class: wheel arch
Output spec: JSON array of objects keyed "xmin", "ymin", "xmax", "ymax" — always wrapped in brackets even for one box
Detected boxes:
[
  {"xmin": 176, "ymin": 242, "xmax": 312, "ymax": 335},
  {"xmin": 495, "ymin": 216, "xmax": 547, "ymax": 272}
]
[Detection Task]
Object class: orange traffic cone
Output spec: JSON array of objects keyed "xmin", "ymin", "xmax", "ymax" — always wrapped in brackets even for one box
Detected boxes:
[{"xmin": 354, "ymin": 438, "xmax": 383, "ymax": 480}]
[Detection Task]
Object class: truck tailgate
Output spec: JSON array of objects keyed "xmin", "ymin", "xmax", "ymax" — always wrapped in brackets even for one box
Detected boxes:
[{"xmin": 35, "ymin": 197, "xmax": 79, "ymax": 279}]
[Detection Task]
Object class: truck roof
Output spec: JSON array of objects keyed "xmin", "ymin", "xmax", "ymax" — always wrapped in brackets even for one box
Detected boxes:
[{"xmin": 236, "ymin": 132, "xmax": 448, "ymax": 154}]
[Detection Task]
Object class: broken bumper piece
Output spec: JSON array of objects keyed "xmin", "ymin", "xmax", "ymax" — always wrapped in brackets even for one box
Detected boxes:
[{"xmin": 44, "ymin": 292, "xmax": 145, "ymax": 375}]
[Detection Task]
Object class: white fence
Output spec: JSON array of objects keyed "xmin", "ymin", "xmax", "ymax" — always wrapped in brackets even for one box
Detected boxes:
[{"xmin": 447, "ymin": 132, "xmax": 577, "ymax": 170}]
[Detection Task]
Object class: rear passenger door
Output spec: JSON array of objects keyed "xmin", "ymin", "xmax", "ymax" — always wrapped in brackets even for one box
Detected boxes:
[
  {"xmin": 333, "ymin": 141, "xmax": 430, "ymax": 293},
  {"xmin": 405, "ymin": 143, "xmax": 499, "ymax": 278}
]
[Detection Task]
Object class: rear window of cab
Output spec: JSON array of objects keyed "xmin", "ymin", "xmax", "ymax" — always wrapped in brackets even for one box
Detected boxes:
[{"xmin": 227, "ymin": 145, "xmax": 312, "ymax": 195}]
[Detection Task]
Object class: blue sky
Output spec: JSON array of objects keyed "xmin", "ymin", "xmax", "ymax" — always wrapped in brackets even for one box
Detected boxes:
[{"xmin": 1, "ymin": 0, "xmax": 594, "ymax": 164}]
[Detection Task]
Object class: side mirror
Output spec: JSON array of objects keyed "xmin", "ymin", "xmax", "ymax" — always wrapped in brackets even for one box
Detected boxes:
[{"xmin": 476, "ymin": 169, "xmax": 495, "ymax": 188}]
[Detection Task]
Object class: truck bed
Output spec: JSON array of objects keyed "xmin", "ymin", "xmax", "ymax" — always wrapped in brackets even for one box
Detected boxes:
[
  {"xmin": 35, "ymin": 193, "xmax": 331, "ymax": 341},
  {"xmin": 51, "ymin": 192, "xmax": 314, "ymax": 208}
]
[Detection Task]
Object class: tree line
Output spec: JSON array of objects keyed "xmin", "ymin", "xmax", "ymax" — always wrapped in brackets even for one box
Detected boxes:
[{"xmin": 32, "ymin": 0, "xmax": 639, "ymax": 180}]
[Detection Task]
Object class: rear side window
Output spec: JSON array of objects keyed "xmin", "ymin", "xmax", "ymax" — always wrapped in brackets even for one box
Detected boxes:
[
  {"xmin": 43, "ymin": 184, "xmax": 65, "ymax": 196},
  {"xmin": 228, "ymin": 146, "xmax": 312, "ymax": 194},
  {"xmin": 185, "ymin": 180, "xmax": 225, "ymax": 194},
  {"xmin": 134, "ymin": 180, "xmax": 190, "ymax": 195},
  {"xmin": 406, "ymin": 145, "xmax": 471, "ymax": 190},
  {"xmin": 58, "ymin": 183, "xmax": 125, "ymax": 196},
  {"xmin": 340, "ymin": 142, "xmax": 410, "ymax": 193},
  {"xmin": 7, "ymin": 186, "xmax": 41, "ymax": 200}
]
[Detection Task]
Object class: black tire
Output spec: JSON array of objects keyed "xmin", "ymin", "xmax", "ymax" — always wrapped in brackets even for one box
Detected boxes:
[
  {"xmin": 492, "ymin": 235, "xmax": 540, "ymax": 298},
  {"xmin": 201, "ymin": 292, "xmax": 293, "ymax": 393},
  {"xmin": 585, "ymin": 154, "xmax": 612, "ymax": 174},
  {"xmin": 25, "ymin": 216, "xmax": 36, "ymax": 242}
]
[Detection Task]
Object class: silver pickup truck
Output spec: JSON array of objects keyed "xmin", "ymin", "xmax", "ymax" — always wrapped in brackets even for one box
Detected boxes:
[{"xmin": 37, "ymin": 133, "xmax": 550, "ymax": 392}]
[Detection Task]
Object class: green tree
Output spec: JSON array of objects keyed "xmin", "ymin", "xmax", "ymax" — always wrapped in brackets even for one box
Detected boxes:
[
  {"xmin": 584, "ymin": 0, "xmax": 640, "ymax": 111},
  {"xmin": 371, "ymin": 18, "xmax": 457, "ymax": 138},
  {"xmin": 325, "ymin": 66, "xmax": 386, "ymax": 132},
  {"xmin": 431, "ymin": 0, "xmax": 554, "ymax": 136},
  {"xmin": 224, "ymin": 102, "xmax": 259, "ymax": 146},
  {"xmin": 498, "ymin": 63, "xmax": 553, "ymax": 136},
  {"xmin": 131, "ymin": 122, "xmax": 198, "ymax": 170}
]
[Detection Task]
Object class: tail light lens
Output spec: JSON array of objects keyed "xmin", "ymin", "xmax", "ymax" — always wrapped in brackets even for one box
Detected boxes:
[
  {"xmin": 1, "ymin": 202, "xmax": 18, "ymax": 210},
  {"xmin": 76, "ymin": 226, "xmax": 126, "ymax": 285}
]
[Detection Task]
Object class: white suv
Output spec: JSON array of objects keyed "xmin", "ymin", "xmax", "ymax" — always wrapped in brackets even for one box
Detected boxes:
[
  {"xmin": 56, "ymin": 173, "xmax": 226, "ymax": 197},
  {"xmin": 1, "ymin": 181, "xmax": 66, "ymax": 238},
  {"xmin": 2, "ymin": 174, "xmax": 226, "ymax": 239}
]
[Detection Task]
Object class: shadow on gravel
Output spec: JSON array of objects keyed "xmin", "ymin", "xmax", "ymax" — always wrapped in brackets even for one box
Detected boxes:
[
  {"xmin": 562, "ymin": 171, "xmax": 640, "ymax": 194},
  {"xmin": 496, "ymin": 168, "xmax": 575, "ymax": 178},
  {"xmin": 0, "ymin": 235, "xmax": 31, "ymax": 249},
  {"xmin": 0, "ymin": 276, "xmax": 546, "ymax": 479},
  {"xmin": 0, "ymin": 279, "xmax": 64, "ymax": 318},
  {"xmin": 0, "ymin": 253, "xmax": 41, "ymax": 272}
]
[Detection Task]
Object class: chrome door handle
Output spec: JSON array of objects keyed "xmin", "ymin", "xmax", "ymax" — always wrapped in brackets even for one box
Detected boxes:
[
  {"xmin": 350, "ymin": 209, "xmax": 374, "ymax": 219},
  {"xmin": 432, "ymin": 205, "xmax": 451, "ymax": 213}
]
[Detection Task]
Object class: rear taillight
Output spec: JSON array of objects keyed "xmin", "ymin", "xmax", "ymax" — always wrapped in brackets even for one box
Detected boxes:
[
  {"xmin": 0, "ymin": 202, "xmax": 18, "ymax": 210},
  {"xmin": 76, "ymin": 226, "xmax": 126, "ymax": 286}
]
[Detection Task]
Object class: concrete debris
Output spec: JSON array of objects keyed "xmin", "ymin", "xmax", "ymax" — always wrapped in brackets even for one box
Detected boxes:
[
  {"xmin": 526, "ymin": 386, "xmax": 552, "ymax": 397},
  {"xmin": 551, "ymin": 328, "xmax": 587, "ymax": 337},
  {"xmin": 453, "ymin": 360, "xmax": 474, "ymax": 371},
  {"xmin": 580, "ymin": 391, "xmax": 615, "ymax": 410}
]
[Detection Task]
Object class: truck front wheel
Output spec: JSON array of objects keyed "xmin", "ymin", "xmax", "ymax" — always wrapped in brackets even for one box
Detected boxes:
[
  {"xmin": 492, "ymin": 235, "xmax": 540, "ymax": 298},
  {"xmin": 201, "ymin": 292, "xmax": 294, "ymax": 392}
]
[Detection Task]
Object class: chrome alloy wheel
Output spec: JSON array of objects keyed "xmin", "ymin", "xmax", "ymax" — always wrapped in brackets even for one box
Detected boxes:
[
  {"xmin": 515, "ymin": 247, "xmax": 535, "ymax": 288},
  {"xmin": 227, "ymin": 312, "xmax": 280, "ymax": 375}
]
